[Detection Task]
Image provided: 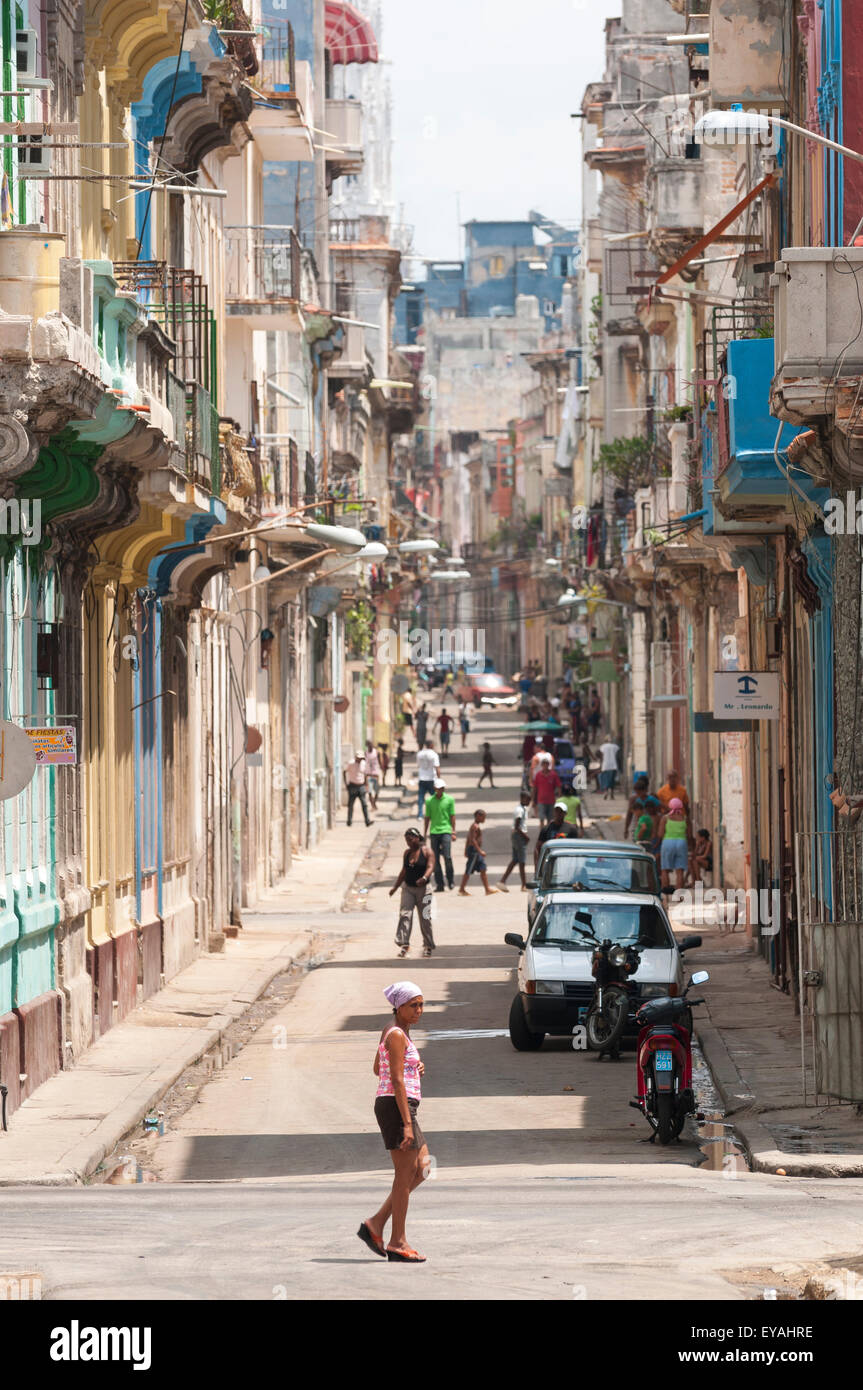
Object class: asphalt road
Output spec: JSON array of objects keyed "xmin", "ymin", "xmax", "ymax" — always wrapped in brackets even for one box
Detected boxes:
[{"xmin": 2, "ymin": 706, "xmax": 862, "ymax": 1300}]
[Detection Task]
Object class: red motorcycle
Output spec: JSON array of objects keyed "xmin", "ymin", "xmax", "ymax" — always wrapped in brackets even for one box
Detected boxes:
[{"xmin": 630, "ymin": 969, "xmax": 710, "ymax": 1145}]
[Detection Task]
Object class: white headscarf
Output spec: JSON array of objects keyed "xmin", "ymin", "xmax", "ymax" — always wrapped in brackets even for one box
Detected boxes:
[{"xmin": 384, "ymin": 981, "xmax": 423, "ymax": 1010}]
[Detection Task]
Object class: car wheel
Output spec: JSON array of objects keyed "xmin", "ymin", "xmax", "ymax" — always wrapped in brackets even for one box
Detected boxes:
[{"xmin": 508, "ymin": 995, "xmax": 545, "ymax": 1051}]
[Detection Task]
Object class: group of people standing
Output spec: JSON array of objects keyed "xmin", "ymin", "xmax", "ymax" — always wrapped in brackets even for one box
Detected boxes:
[{"xmin": 623, "ymin": 769, "xmax": 713, "ymax": 895}]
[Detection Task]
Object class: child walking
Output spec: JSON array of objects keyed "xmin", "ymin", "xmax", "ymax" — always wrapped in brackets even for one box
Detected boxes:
[
  {"xmin": 458, "ymin": 810, "xmax": 498, "ymax": 897},
  {"xmin": 394, "ymin": 739, "xmax": 404, "ymax": 788},
  {"xmin": 477, "ymin": 741, "xmax": 496, "ymax": 788}
]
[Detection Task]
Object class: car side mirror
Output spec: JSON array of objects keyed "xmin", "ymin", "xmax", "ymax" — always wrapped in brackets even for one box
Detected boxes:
[
  {"xmin": 678, "ymin": 934, "xmax": 702, "ymax": 952},
  {"xmin": 504, "ymin": 932, "xmax": 526, "ymax": 951}
]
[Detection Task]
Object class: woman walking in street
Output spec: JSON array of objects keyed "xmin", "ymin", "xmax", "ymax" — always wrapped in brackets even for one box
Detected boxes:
[
  {"xmin": 357, "ymin": 983, "xmax": 429, "ymax": 1263},
  {"xmin": 458, "ymin": 699, "xmax": 470, "ymax": 748},
  {"xmin": 657, "ymin": 796, "xmax": 689, "ymax": 896},
  {"xmin": 477, "ymin": 741, "xmax": 496, "ymax": 788},
  {"xmin": 389, "ymin": 828, "xmax": 436, "ymax": 958},
  {"xmin": 365, "ymin": 741, "xmax": 382, "ymax": 810}
]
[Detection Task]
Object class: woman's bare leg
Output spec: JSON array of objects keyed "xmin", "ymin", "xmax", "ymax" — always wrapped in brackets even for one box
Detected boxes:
[
  {"xmin": 367, "ymin": 1145, "xmax": 429, "ymax": 1238},
  {"xmin": 388, "ymin": 1147, "xmax": 420, "ymax": 1249}
]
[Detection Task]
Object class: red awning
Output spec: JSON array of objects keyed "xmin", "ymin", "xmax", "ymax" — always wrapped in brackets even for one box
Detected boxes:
[{"xmin": 325, "ymin": 2, "xmax": 379, "ymax": 64}]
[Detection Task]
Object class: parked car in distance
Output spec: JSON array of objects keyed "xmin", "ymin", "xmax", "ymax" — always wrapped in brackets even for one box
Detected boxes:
[
  {"xmin": 504, "ymin": 891, "xmax": 702, "ymax": 1050},
  {"xmin": 457, "ymin": 671, "xmax": 519, "ymax": 708},
  {"xmin": 527, "ymin": 840, "xmax": 662, "ymax": 925}
]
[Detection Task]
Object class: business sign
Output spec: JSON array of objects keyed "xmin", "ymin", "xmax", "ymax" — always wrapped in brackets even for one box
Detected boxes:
[
  {"xmin": 25, "ymin": 725, "xmax": 77, "ymax": 764},
  {"xmin": 713, "ymin": 672, "xmax": 779, "ymax": 720}
]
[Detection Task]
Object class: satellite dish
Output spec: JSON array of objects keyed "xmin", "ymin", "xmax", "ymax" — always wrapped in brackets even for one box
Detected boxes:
[{"xmin": 0, "ymin": 720, "xmax": 37, "ymax": 799}]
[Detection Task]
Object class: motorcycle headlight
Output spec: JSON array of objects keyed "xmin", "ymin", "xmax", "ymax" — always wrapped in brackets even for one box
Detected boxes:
[
  {"xmin": 609, "ymin": 945, "xmax": 628, "ymax": 967},
  {"xmin": 639, "ymin": 983, "xmax": 673, "ymax": 999},
  {"xmin": 535, "ymin": 980, "xmax": 565, "ymax": 995}
]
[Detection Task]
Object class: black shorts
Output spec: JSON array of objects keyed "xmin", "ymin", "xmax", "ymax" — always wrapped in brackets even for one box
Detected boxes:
[{"xmin": 374, "ymin": 1096, "xmax": 425, "ymax": 1151}]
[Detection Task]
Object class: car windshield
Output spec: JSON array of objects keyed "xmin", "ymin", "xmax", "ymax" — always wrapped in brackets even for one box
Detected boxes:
[
  {"xmin": 475, "ymin": 674, "xmax": 504, "ymax": 687},
  {"xmin": 533, "ymin": 902, "xmax": 673, "ymax": 949},
  {"xmin": 554, "ymin": 741, "xmax": 574, "ymax": 760},
  {"xmin": 545, "ymin": 853, "xmax": 660, "ymax": 894}
]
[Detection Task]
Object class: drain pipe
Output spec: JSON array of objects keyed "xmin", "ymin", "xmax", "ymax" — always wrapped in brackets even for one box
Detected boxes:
[{"xmin": 1, "ymin": 1083, "xmax": 7, "ymax": 1131}]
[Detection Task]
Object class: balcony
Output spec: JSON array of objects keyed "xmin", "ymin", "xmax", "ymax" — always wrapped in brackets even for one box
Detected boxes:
[
  {"xmin": 113, "ymin": 261, "xmax": 214, "ymax": 391},
  {"xmin": 223, "ymin": 229, "xmax": 302, "ymax": 330},
  {"xmin": 648, "ymin": 160, "xmax": 701, "ymax": 233},
  {"xmin": 248, "ymin": 22, "xmax": 314, "ymax": 162},
  {"xmin": 330, "ymin": 215, "xmax": 391, "ymax": 245},
  {"xmin": 603, "ymin": 242, "xmax": 658, "ymax": 336},
  {"xmin": 186, "ymin": 381, "xmax": 220, "ymax": 495},
  {"xmin": 702, "ymin": 336, "xmax": 817, "ymax": 532},
  {"xmin": 328, "ymin": 321, "xmax": 367, "ymax": 381},
  {"xmin": 771, "ymin": 248, "xmax": 863, "ymax": 479},
  {"xmin": 323, "ymin": 99, "xmax": 364, "ymax": 179},
  {"xmin": 113, "ymin": 261, "xmax": 220, "ymax": 492}
]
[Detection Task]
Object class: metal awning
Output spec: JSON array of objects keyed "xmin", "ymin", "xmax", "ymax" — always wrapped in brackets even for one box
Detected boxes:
[{"xmin": 325, "ymin": 2, "xmax": 379, "ymax": 64}]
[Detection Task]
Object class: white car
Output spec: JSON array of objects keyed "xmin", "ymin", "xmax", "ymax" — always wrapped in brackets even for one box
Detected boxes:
[{"xmin": 504, "ymin": 891, "xmax": 702, "ymax": 1051}]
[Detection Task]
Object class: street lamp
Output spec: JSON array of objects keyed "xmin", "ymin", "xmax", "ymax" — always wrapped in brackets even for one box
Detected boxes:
[
  {"xmin": 300, "ymin": 522, "xmax": 367, "ymax": 551},
  {"xmin": 398, "ymin": 539, "xmax": 440, "ymax": 554},
  {"xmin": 694, "ymin": 108, "xmax": 863, "ymax": 166}
]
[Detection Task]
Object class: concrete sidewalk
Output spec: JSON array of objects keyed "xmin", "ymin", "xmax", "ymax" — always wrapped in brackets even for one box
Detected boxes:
[
  {"xmin": 586, "ymin": 788, "xmax": 863, "ymax": 1176},
  {"xmin": 0, "ymin": 820, "xmax": 378, "ymax": 1187}
]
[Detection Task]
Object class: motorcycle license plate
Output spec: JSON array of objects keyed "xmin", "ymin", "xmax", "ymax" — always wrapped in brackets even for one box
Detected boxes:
[{"xmin": 654, "ymin": 1050, "xmax": 674, "ymax": 1071}]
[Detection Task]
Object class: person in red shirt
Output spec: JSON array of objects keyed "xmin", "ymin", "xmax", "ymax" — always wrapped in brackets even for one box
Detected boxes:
[
  {"xmin": 434, "ymin": 708, "xmax": 453, "ymax": 759},
  {"xmin": 533, "ymin": 760, "xmax": 562, "ymax": 827}
]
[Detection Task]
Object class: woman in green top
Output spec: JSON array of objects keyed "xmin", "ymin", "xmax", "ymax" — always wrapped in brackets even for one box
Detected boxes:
[
  {"xmin": 657, "ymin": 796, "xmax": 689, "ymax": 894},
  {"xmin": 558, "ymin": 791, "xmax": 584, "ymax": 835}
]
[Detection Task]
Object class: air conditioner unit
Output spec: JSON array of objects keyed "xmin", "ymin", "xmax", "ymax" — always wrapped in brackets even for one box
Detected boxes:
[
  {"xmin": 14, "ymin": 29, "xmax": 52, "ymax": 88},
  {"xmin": 17, "ymin": 134, "xmax": 52, "ymax": 176},
  {"xmin": 16, "ymin": 29, "xmax": 37, "ymax": 79}
]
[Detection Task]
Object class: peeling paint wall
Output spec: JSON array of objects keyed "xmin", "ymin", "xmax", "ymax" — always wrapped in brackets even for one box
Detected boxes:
[{"xmin": 710, "ymin": 0, "xmax": 788, "ymax": 108}]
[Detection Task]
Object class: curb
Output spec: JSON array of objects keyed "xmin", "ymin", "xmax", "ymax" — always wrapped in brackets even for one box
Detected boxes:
[
  {"xmin": 696, "ymin": 1018, "xmax": 863, "ymax": 1177},
  {"xmin": 0, "ymin": 940, "xmax": 314, "ymax": 1187}
]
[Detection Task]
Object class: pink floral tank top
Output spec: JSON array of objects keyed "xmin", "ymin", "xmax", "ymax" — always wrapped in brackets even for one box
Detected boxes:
[{"xmin": 376, "ymin": 1026, "xmax": 422, "ymax": 1101}]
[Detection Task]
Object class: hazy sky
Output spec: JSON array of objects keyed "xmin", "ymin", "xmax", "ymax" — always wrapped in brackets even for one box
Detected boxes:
[{"xmin": 379, "ymin": 0, "xmax": 624, "ymax": 264}]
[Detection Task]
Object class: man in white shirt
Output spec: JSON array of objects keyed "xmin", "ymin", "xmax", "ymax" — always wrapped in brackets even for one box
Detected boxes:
[
  {"xmin": 415, "ymin": 740, "xmax": 440, "ymax": 818},
  {"xmin": 499, "ymin": 790, "xmax": 532, "ymax": 891},
  {"xmin": 598, "ymin": 737, "xmax": 620, "ymax": 800},
  {"xmin": 344, "ymin": 750, "xmax": 373, "ymax": 826}
]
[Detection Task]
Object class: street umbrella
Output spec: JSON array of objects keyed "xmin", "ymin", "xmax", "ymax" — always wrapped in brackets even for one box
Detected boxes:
[{"xmin": 519, "ymin": 719, "xmax": 565, "ymax": 732}]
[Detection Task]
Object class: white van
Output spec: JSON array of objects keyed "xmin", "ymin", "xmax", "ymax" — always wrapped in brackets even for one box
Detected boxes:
[{"xmin": 504, "ymin": 891, "xmax": 701, "ymax": 1050}]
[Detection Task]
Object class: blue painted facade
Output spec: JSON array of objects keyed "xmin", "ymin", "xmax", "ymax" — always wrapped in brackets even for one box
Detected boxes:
[
  {"xmin": 0, "ymin": 564, "xmax": 61, "ymax": 1017},
  {"xmin": 131, "ymin": 37, "xmax": 225, "ymax": 260},
  {"xmin": 708, "ymin": 339, "xmax": 830, "ymax": 521},
  {"xmin": 394, "ymin": 219, "xmax": 577, "ymax": 344}
]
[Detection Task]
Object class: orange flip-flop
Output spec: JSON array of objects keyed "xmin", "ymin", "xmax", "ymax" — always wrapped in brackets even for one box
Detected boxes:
[
  {"xmin": 386, "ymin": 1246, "xmax": 427, "ymax": 1263},
  {"xmin": 357, "ymin": 1222, "xmax": 386, "ymax": 1258}
]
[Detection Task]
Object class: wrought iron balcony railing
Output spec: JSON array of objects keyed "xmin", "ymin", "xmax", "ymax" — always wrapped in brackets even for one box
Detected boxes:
[
  {"xmin": 224, "ymin": 227, "xmax": 301, "ymax": 302},
  {"xmin": 113, "ymin": 261, "xmax": 215, "ymax": 393}
]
